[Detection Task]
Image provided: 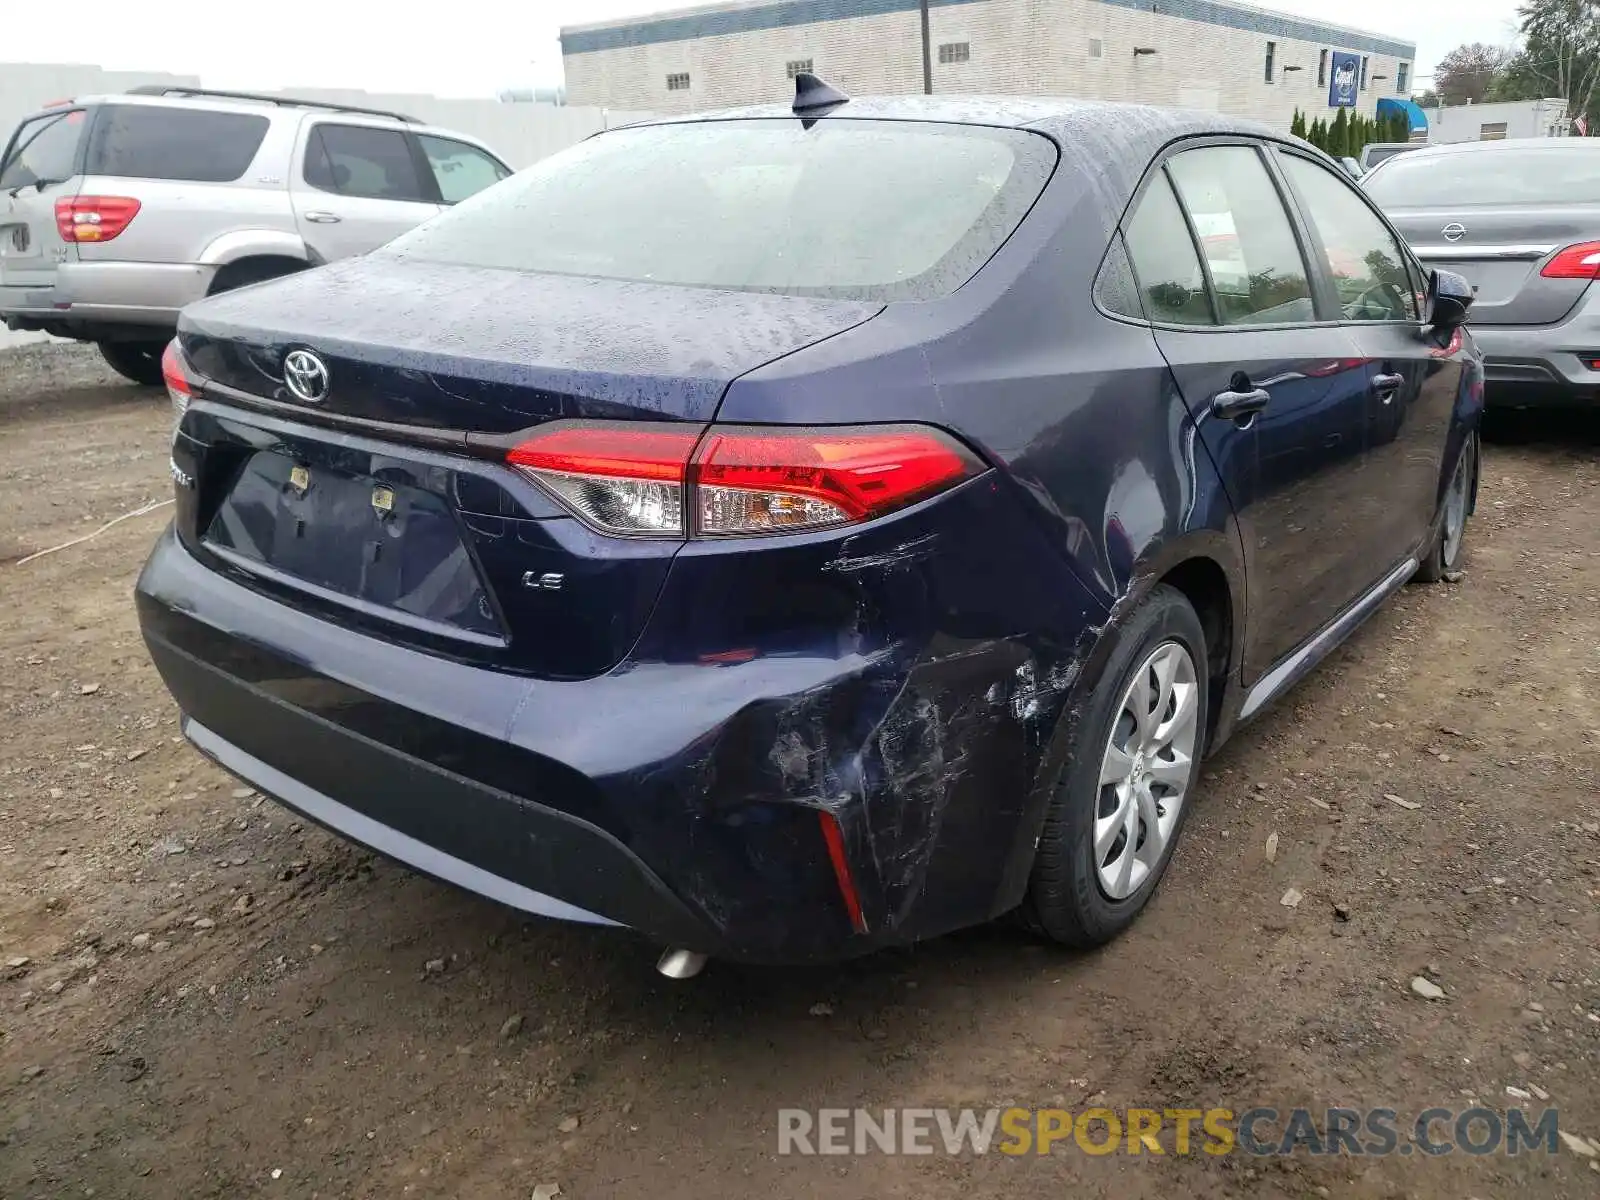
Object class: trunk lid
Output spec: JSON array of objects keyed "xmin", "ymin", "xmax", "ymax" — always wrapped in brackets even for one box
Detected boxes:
[
  {"xmin": 179, "ymin": 255, "xmax": 882, "ymax": 429},
  {"xmin": 173, "ymin": 256, "xmax": 883, "ymax": 678},
  {"xmin": 1389, "ymin": 204, "xmax": 1598, "ymax": 326}
]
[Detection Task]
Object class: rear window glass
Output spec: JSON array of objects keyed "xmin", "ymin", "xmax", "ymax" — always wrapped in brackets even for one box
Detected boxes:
[
  {"xmin": 86, "ymin": 104, "xmax": 269, "ymax": 183},
  {"xmin": 385, "ymin": 119, "xmax": 1056, "ymax": 301},
  {"xmin": 1364, "ymin": 147, "xmax": 1600, "ymax": 206},
  {"xmin": 0, "ymin": 109, "xmax": 86, "ymax": 190}
]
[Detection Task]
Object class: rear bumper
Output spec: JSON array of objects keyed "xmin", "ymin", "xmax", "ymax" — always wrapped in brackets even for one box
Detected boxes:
[
  {"xmin": 137, "ymin": 470, "xmax": 1108, "ymax": 961},
  {"xmin": 139, "ymin": 532, "xmax": 717, "ymax": 953},
  {"xmin": 3, "ymin": 262, "xmax": 215, "ymax": 336},
  {"xmin": 54, "ymin": 260, "xmax": 214, "ymax": 324},
  {"xmin": 1471, "ymin": 287, "xmax": 1600, "ymax": 405},
  {"xmin": 0, "ymin": 283, "xmax": 62, "ymax": 324}
]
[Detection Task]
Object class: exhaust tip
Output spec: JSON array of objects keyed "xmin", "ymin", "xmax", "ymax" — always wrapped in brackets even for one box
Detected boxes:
[{"xmin": 655, "ymin": 948, "xmax": 708, "ymax": 980}]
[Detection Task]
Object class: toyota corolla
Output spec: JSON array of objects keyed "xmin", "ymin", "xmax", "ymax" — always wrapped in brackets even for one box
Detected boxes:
[{"xmin": 137, "ymin": 81, "xmax": 1483, "ymax": 972}]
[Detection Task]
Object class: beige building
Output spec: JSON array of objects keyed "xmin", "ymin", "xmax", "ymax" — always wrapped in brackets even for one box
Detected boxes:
[{"xmin": 562, "ymin": 0, "xmax": 1415, "ymax": 131}]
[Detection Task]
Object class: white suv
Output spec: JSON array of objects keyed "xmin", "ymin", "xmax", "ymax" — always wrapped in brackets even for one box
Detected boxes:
[{"xmin": 0, "ymin": 87, "xmax": 511, "ymax": 383}]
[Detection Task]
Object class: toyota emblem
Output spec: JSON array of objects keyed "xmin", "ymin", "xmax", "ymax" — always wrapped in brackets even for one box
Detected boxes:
[{"xmin": 283, "ymin": 349, "xmax": 330, "ymax": 404}]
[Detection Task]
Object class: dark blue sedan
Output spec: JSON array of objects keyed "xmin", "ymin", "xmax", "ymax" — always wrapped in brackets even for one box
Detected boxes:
[{"xmin": 138, "ymin": 84, "xmax": 1483, "ymax": 970}]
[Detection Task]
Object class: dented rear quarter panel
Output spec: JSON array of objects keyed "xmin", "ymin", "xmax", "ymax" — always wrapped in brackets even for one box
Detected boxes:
[{"xmin": 705, "ymin": 111, "xmax": 1254, "ymax": 950}]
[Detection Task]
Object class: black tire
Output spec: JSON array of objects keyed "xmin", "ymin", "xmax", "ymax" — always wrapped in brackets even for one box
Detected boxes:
[
  {"xmin": 97, "ymin": 340, "xmax": 167, "ymax": 387},
  {"xmin": 1021, "ymin": 584, "xmax": 1209, "ymax": 948},
  {"xmin": 1414, "ymin": 431, "xmax": 1478, "ymax": 583}
]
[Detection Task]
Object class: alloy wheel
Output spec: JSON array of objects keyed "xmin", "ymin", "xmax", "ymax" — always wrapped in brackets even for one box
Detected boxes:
[
  {"xmin": 1441, "ymin": 434, "xmax": 1476, "ymax": 568},
  {"xmin": 1094, "ymin": 641, "xmax": 1201, "ymax": 900}
]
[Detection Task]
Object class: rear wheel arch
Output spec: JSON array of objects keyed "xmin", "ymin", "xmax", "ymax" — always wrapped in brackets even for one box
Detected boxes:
[
  {"xmin": 206, "ymin": 254, "xmax": 308, "ymax": 296},
  {"xmin": 999, "ymin": 539, "xmax": 1240, "ymax": 911},
  {"xmin": 1157, "ymin": 555, "xmax": 1233, "ymax": 739}
]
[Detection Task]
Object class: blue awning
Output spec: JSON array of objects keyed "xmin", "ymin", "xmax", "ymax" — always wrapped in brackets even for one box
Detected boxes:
[{"xmin": 1377, "ymin": 97, "xmax": 1429, "ymax": 134}]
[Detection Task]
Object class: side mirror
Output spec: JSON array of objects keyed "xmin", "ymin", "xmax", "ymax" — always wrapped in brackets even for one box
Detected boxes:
[{"xmin": 1424, "ymin": 268, "xmax": 1473, "ymax": 332}]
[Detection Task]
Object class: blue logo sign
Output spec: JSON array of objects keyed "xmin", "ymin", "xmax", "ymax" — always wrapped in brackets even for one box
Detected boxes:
[{"xmin": 1329, "ymin": 52, "xmax": 1360, "ymax": 108}]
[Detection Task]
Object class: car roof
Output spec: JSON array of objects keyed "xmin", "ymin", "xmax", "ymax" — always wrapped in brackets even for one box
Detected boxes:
[
  {"xmin": 647, "ymin": 93, "xmax": 1276, "ymax": 140},
  {"xmin": 24, "ymin": 93, "xmax": 504, "ymax": 159},
  {"xmin": 45, "ymin": 92, "xmax": 420, "ymax": 127},
  {"xmin": 625, "ymin": 95, "xmax": 1282, "ymax": 208},
  {"xmin": 1385, "ymin": 137, "xmax": 1600, "ymax": 161}
]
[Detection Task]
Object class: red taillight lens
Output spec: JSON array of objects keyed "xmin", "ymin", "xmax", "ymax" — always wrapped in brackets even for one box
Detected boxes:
[
  {"xmin": 506, "ymin": 422, "xmax": 980, "ymax": 539},
  {"xmin": 693, "ymin": 425, "xmax": 979, "ymax": 536},
  {"xmin": 162, "ymin": 339, "xmax": 193, "ymax": 434},
  {"xmin": 1540, "ymin": 241, "xmax": 1600, "ymax": 280},
  {"xmin": 54, "ymin": 196, "xmax": 141, "ymax": 243},
  {"xmin": 506, "ymin": 422, "xmax": 698, "ymax": 536},
  {"xmin": 161, "ymin": 341, "xmax": 192, "ymax": 398}
]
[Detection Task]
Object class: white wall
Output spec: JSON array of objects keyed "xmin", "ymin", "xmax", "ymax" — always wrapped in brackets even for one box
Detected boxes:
[
  {"xmin": 563, "ymin": 0, "xmax": 1415, "ymax": 132},
  {"xmin": 1420, "ymin": 98, "xmax": 1570, "ymax": 144}
]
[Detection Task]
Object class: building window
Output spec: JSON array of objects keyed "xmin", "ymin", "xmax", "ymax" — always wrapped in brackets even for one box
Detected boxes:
[
  {"xmin": 1088, "ymin": 37, "xmax": 1104, "ymax": 59},
  {"xmin": 666, "ymin": 72, "xmax": 690, "ymax": 91},
  {"xmin": 785, "ymin": 59, "xmax": 813, "ymax": 79},
  {"xmin": 1264, "ymin": 41, "xmax": 1276, "ymax": 83},
  {"xmin": 938, "ymin": 42, "xmax": 970, "ymax": 64},
  {"xmin": 1318, "ymin": 49, "xmax": 1328, "ymax": 85},
  {"xmin": 1479, "ymin": 122, "xmax": 1508, "ymax": 140},
  {"xmin": 1396, "ymin": 62, "xmax": 1409, "ymax": 92},
  {"xmin": 1360, "ymin": 56, "xmax": 1370, "ymax": 90}
]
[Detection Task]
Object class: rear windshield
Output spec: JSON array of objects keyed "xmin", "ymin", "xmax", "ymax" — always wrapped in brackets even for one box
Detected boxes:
[
  {"xmin": 0, "ymin": 109, "xmax": 87, "ymax": 190},
  {"xmin": 1365, "ymin": 146, "xmax": 1600, "ymax": 206},
  {"xmin": 385, "ymin": 118, "xmax": 1057, "ymax": 301},
  {"xmin": 85, "ymin": 104, "xmax": 270, "ymax": 183}
]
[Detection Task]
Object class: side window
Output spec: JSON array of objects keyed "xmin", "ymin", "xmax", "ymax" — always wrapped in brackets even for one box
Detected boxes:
[
  {"xmin": 1123, "ymin": 171, "xmax": 1213, "ymax": 325},
  {"xmin": 1279, "ymin": 154, "xmax": 1418, "ymax": 321},
  {"xmin": 86, "ymin": 105, "xmax": 269, "ymax": 182},
  {"xmin": 418, "ymin": 135, "xmax": 511, "ymax": 205},
  {"xmin": 0, "ymin": 109, "xmax": 86, "ymax": 190},
  {"xmin": 1167, "ymin": 145, "xmax": 1315, "ymax": 326},
  {"xmin": 304, "ymin": 125, "xmax": 429, "ymax": 203},
  {"xmin": 1094, "ymin": 234, "xmax": 1145, "ymax": 321}
]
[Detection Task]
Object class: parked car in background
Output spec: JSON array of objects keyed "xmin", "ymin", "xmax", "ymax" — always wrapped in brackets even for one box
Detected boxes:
[
  {"xmin": 1359, "ymin": 141, "xmax": 1426, "ymax": 171},
  {"xmin": 1365, "ymin": 138, "xmax": 1600, "ymax": 407},
  {"xmin": 0, "ymin": 88, "xmax": 511, "ymax": 383},
  {"xmin": 138, "ymin": 85, "xmax": 1482, "ymax": 970}
]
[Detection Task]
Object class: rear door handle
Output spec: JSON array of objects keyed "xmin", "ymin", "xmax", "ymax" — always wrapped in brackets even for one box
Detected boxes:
[
  {"xmin": 303, "ymin": 211, "xmax": 342, "ymax": 224},
  {"xmin": 1211, "ymin": 386, "xmax": 1271, "ymax": 422},
  {"xmin": 1371, "ymin": 372, "xmax": 1405, "ymax": 404}
]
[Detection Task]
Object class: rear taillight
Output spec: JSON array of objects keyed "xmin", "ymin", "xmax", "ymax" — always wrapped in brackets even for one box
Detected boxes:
[
  {"xmin": 162, "ymin": 340, "xmax": 193, "ymax": 434},
  {"xmin": 506, "ymin": 422, "xmax": 981, "ymax": 539},
  {"xmin": 1540, "ymin": 241, "xmax": 1600, "ymax": 280},
  {"xmin": 54, "ymin": 196, "xmax": 141, "ymax": 243}
]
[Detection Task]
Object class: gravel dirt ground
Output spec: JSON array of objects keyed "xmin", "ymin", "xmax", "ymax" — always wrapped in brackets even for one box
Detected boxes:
[{"xmin": 0, "ymin": 344, "xmax": 1596, "ymax": 1200}]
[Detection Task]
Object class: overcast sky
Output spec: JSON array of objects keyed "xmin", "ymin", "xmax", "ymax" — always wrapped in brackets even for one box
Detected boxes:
[{"xmin": 9, "ymin": 0, "xmax": 1525, "ymax": 97}]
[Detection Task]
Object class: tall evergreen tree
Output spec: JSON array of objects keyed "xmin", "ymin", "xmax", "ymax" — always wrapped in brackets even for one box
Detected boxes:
[{"xmin": 1330, "ymin": 107, "xmax": 1350, "ymax": 158}]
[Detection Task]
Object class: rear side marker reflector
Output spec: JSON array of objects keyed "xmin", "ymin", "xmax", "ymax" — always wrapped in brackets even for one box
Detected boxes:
[
  {"xmin": 818, "ymin": 810, "xmax": 868, "ymax": 934},
  {"xmin": 1540, "ymin": 241, "xmax": 1600, "ymax": 280},
  {"xmin": 506, "ymin": 421, "xmax": 980, "ymax": 539}
]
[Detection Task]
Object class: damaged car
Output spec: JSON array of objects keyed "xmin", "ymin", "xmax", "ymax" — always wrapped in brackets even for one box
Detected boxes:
[{"xmin": 137, "ymin": 78, "xmax": 1483, "ymax": 971}]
